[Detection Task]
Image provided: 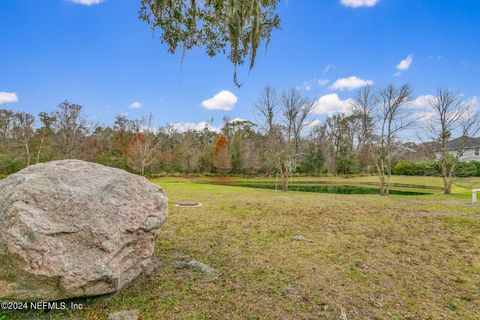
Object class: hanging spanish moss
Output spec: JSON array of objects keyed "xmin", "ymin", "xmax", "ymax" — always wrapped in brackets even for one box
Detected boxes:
[{"xmin": 139, "ymin": 0, "xmax": 281, "ymax": 87}]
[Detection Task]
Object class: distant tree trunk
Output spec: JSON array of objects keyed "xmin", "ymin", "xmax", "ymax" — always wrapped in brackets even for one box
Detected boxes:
[
  {"xmin": 385, "ymin": 156, "xmax": 393, "ymax": 195},
  {"xmin": 13, "ymin": 112, "xmax": 35, "ymax": 167},
  {"xmin": 280, "ymin": 162, "xmax": 289, "ymax": 192},
  {"xmin": 376, "ymin": 159, "xmax": 387, "ymax": 196},
  {"xmin": 36, "ymin": 133, "xmax": 45, "ymax": 164},
  {"xmin": 141, "ymin": 157, "xmax": 146, "ymax": 176},
  {"xmin": 443, "ymin": 176, "xmax": 451, "ymax": 194},
  {"xmin": 442, "ymin": 164, "xmax": 455, "ymax": 194},
  {"xmin": 24, "ymin": 141, "xmax": 31, "ymax": 166}
]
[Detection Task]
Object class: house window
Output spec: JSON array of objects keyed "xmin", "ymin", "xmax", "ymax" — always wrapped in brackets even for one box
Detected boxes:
[{"xmin": 476, "ymin": 148, "xmax": 479, "ymax": 156}]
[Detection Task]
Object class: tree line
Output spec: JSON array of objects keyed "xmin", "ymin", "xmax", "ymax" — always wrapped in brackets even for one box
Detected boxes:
[{"xmin": 0, "ymin": 85, "xmax": 478, "ymax": 195}]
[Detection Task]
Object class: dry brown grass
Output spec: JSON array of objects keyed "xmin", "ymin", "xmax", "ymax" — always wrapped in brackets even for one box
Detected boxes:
[{"xmin": 4, "ymin": 181, "xmax": 480, "ymax": 319}]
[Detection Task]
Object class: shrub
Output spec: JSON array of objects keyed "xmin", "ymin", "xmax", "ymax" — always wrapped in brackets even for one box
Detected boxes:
[
  {"xmin": 393, "ymin": 159, "xmax": 480, "ymax": 177},
  {"xmin": 456, "ymin": 161, "xmax": 480, "ymax": 177},
  {"xmin": 0, "ymin": 154, "xmax": 24, "ymax": 175},
  {"xmin": 393, "ymin": 160, "xmax": 440, "ymax": 176}
]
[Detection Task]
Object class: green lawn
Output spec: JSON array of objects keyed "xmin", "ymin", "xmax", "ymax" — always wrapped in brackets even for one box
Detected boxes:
[
  {"xmin": 153, "ymin": 175, "xmax": 480, "ymax": 196},
  {"xmin": 4, "ymin": 176, "xmax": 480, "ymax": 319}
]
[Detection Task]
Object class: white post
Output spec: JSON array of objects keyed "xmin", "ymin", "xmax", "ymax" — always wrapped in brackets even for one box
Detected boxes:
[{"xmin": 473, "ymin": 189, "xmax": 480, "ymax": 204}]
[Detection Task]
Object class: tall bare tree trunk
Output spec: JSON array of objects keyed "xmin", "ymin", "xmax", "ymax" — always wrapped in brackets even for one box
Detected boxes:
[
  {"xmin": 443, "ymin": 176, "xmax": 451, "ymax": 194},
  {"xmin": 280, "ymin": 163, "xmax": 289, "ymax": 192},
  {"xmin": 24, "ymin": 141, "xmax": 31, "ymax": 166},
  {"xmin": 36, "ymin": 133, "xmax": 45, "ymax": 164},
  {"xmin": 445, "ymin": 165, "xmax": 455, "ymax": 194},
  {"xmin": 376, "ymin": 159, "xmax": 387, "ymax": 196},
  {"xmin": 141, "ymin": 158, "xmax": 146, "ymax": 176},
  {"xmin": 385, "ymin": 157, "xmax": 392, "ymax": 195}
]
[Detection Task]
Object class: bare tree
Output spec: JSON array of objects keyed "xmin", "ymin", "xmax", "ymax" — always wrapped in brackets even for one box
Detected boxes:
[
  {"xmin": 53, "ymin": 101, "xmax": 87, "ymax": 159},
  {"xmin": 255, "ymin": 86, "xmax": 278, "ymax": 134},
  {"xmin": 276, "ymin": 89, "xmax": 314, "ymax": 191},
  {"xmin": 430, "ymin": 88, "xmax": 480, "ymax": 193},
  {"xmin": 0, "ymin": 109, "xmax": 14, "ymax": 143},
  {"xmin": 178, "ymin": 129, "xmax": 201, "ymax": 174},
  {"xmin": 350, "ymin": 86, "xmax": 376, "ymax": 149},
  {"xmin": 352, "ymin": 85, "xmax": 415, "ymax": 195},
  {"xmin": 253, "ymin": 87, "xmax": 315, "ymax": 190},
  {"xmin": 373, "ymin": 84, "xmax": 415, "ymax": 195},
  {"xmin": 12, "ymin": 112, "xmax": 35, "ymax": 166},
  {"xmin": 125, "ymin": 114, "xmax": 162, "ymax": 175},
  {"xmin": 255, "ymin": 86, "xmax": 280, "ymax": 174},
  {"xmin": 36, "ymin": 112, "xmax": 56, "ymax": 164}
]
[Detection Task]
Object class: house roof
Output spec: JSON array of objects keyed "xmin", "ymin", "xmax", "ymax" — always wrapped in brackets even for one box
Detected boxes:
[{"xmin": 446, "ymin": 136, "xmax": 480, "ymax": 150}]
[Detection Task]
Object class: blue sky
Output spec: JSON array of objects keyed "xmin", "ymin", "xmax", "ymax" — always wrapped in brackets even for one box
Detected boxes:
[{"xmin": 1, "ymin": 0, "xmax": 479, "ymax": 130}]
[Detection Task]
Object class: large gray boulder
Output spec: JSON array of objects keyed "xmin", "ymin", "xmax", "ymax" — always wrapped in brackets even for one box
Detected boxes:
[{"xmin": 0, "ymin": 160, "xmax": 168, "ymax": 301}]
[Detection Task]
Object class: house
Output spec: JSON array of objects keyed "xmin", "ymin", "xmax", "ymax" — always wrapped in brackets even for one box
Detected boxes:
[{"xmin": 435, "ymin": 136, "xmax": 480, "ymax": 162}]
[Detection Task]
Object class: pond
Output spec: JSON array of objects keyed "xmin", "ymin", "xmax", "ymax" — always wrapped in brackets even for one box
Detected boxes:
[{"xmin": 206, "ymin": 182, "xmax": 429, "ymax": 195}]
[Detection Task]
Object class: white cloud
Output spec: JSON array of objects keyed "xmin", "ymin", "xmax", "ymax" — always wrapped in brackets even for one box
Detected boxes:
[
  {"xmin": 323, "ymin": 65, "xmax": 336, "ymax": 75},
  {"xmin": 466, "ymin": 96, "xmax": 480, "ymax": 111},
  {"xmin": 407, "ymin": 95, "xmax": 435, "ymax": 109},
  {"xmin": 67, "ymin": 0, "xmax": 104, "ymax": 5},
  {"xmin": 407, "ymin": 95, "xmax": 436, "ymax": 122},
  {"xmin": 0, "ymin": 92, "xmax": 18, "ymax": 104},
  {"xmin": 299, "ymin": 83, "xmax": 312, "ymax": 91},
  {"xmin": 409, "ymin": 94, "xmax": 480, "ymax": 123},
  {"xmin": 306, "ymin": 119, "xmax": 322, "ymax": 129},
  {"xmin": 341, "ymin": 0, "xmax": 379, "ymax": 8},
  {"xmin": 298, "ymin": 78, "xmax": 329, "ymax": 91},
  {"xmin": 171, "ymin": 121, "xmax": 220, "ymax": 133},
  {"xmin": 408, "ymin": 94, "xmax": 479, "ymax": 110},
  {"xmin": 229, "ymin": 118, "xmax": 250, "ymax": 123},
  {"xmin": 416, "ymin": 111, "xmax": 437, "ymax": 122},
  {"xmin": 396, "ymin": 54, "xmax": 414, "ymax": 71},
  {"xmin": 201, "ymin": 90, "xmax": 238, "ymax": 111},
  {"xmin": 312, "ymin": 94, "xmax": 353, "ymax": 115},
  {"xmin": 317, "ymin": 79, "xmax": 330, "ymax": 86},
  {"xmin": 129, "ymin": 101, "xmax": 142, "ymax": 109},
  {"xmin": 330, "ymin": 76, "xmax": 373, "ymax": 91}
]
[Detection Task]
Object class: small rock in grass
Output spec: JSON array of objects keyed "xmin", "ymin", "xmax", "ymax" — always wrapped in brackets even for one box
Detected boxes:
[
  {"xmin": 292, "ymin": 235, "xmax": 310, "ymax": 242},
  {"xmin": 108, "ymin": 309, "xmax": 140, "ymax": 320},
  {"xmin": 282, "ymin": 286, "xmax": 305, "ymax": 301},
  {"xmin": 143, "ymin": 259, "xmax": 164, "ymax": 277},
  {"xmin": 177, "ymin": 259, "xmax": 217, "ymax": 276}
]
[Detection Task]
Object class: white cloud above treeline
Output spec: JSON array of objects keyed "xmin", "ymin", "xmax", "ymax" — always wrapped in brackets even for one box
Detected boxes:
[
  {"xmin": 407, "ymin": 94, "xmax": 479, "ymax": 123},
  {"xmin": 395, "ymin": 54, "xmax": 414, "ymax": 76},
  {"xmin": 201, "ymin": 90, "xmax": 238, "ymax": 111},
  {"xmin": 330, "ymin": 76, "xmax": 373, "ymax": 91},
  {"xmin": 0, "ymin": 92, "xmax": 18, "ymax": 104},
  {"xmin": 407, "ymin": 95, "xmax": 435, "ymax": 109},
  {"xmin": 341, "ymin": 0, "xmax": 379, "ymax": 8},
  {"xmin": 312, "ymin": 94, "xmax": 353, "ymax": 115},
  {"xmin": 129, "ymin": 101, "xmax": 142, "ymax": 109},
  {"xmin": 67, "ymin": 0, "xmax": 104, "ymax": 5},
  {"xmin": 170, "ymin": 121, "xmax": 220, "ymax": 133},
  {"xmin": 298, "ymin": 78, "xmax": 329, "ymax": 91}
]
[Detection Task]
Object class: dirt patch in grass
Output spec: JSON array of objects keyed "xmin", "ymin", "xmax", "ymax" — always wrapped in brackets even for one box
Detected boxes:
[{"xmin": 175, "ymin": 202, "xmax": 203, "ymax": 207}]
